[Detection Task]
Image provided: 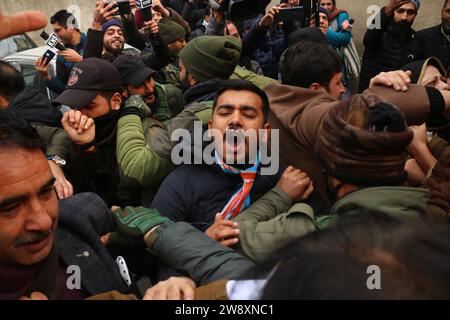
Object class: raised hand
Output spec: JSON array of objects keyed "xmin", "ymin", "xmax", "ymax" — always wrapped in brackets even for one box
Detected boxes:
[{"xmin": 61, "ymin": 110, "xmax": 96, "ymax": 145}]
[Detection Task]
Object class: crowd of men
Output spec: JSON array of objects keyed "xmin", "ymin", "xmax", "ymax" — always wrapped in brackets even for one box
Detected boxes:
[{"xmin": 0, "ymin": 0, "xmax": 450, "ymax": 300}]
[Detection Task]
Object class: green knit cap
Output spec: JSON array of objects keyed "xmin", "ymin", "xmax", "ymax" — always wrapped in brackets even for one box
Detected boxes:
[
  {"xmin": 179, "ymin": 35, "xmax": 242, "ymax": 82},
  {"xmin": 159, "ymin": 19, "xmax": 186, "ymax": 44}
]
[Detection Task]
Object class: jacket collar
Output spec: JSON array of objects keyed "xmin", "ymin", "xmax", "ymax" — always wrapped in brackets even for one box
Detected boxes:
[{"xmin": 183, "ymin": 78, "xmax": 223, "ymax": 104}]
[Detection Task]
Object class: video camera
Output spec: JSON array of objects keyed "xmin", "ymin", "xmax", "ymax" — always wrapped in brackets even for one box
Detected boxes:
[
  {"xmin": 208, "ymin": 0, "xmax": 259, "ymax": 21},
  {"xmin": 107, "ymin": 0, "xmax": 152, "ymax": 21},
  {"xmin": 108, "ymin": 0, "xmax": 132, "ymax": 16},
  {"xmin": 280, "ymin": 0, "xmax": 319, "ymax": 27},
  {"xmin": 135, "ymin": 0, "xmax": 153, "ymax": 22}
]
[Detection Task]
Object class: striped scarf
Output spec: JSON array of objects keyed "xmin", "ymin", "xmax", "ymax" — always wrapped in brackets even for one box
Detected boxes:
[{"xmin": 215, "ymin": 152, "xmax": 260, "ymax": 220}]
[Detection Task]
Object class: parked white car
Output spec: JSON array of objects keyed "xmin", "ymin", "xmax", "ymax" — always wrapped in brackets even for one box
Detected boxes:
[
  {"xmin": 2, "ymin": 44, "xmax": 141, "ymax": 101},
  {"xmin": 0, "ymin": 33, "xmax": 37, "ymax": 59},
  {"xmin": 3, "ymin": 47, "xmax": 59, "ymax": 101}
]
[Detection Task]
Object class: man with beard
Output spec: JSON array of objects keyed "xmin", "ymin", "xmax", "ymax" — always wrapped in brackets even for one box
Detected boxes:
[
  {"xmin": 83, "ymin": 1, "xmax": 125, "ymax": 62},
  {"xmin": 358, "ymin": 0, "xmax": 422, "ymax": 92},
  {"xmin": 55, "ymin": 56, "xmax": 183, "ymax": 207},
  {"xmin": 146, "ymin": 79, "xmax": 281, "ymax": 282},
  {"xmin": 151, "ymin": 79, "xmax": 280, "ymax": 239},
  {"xmin": 35, "ymin": 10, "xmax": 87, "ymax": 94},
  {"xmin": 53, "ymin": 58, "xmax": 125, "ymax": 207},
  {"xmin": 416, "ymin": 0, "xmax": 450, "ymax": 71},
  {"xmin": 112, "ymin": 54, "xmax": 184, "ymax": 205}
]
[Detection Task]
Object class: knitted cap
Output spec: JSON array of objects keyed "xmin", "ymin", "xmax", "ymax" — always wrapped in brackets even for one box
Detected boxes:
[
  {"xmin": 102, "ymin": 19, "xmax": 124, "ymax": 34},
  {"xmin": 159, "ymin": 19, "xmax": 186, "ymax": 44},
  {"xmin": 179, "ymin": 35, "xmax": 242, "ymax": 82}
]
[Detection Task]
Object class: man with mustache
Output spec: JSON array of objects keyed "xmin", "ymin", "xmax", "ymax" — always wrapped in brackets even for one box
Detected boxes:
[
  {"xmin": 0, "ymin": 110, "xmax": 132, "ymax": 300},
  {"xmin": 416, "ymin": 0, "xmax": 450, "ymax": 71},
  {"xmin": 359, "ymin": 0, "xmax": 422, "ymax": 92},
  {"xmin": 151, "ymin": 79, "xmax": 286, "ymax": 243}
]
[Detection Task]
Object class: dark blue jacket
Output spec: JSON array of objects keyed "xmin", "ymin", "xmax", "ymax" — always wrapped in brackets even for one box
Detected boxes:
[
  {"xmin": 151, "ymin": 160, "xmax": 280, "ymax": 232},
  {"xmin": 46, "ymin": 33, "xmax": 87, "ymax": 95}
]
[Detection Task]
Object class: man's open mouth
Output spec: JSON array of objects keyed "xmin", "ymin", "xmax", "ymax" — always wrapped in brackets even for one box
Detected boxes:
[{"xmin": 225, "ymin": 130, "xmax": 245, "ymax": 153}]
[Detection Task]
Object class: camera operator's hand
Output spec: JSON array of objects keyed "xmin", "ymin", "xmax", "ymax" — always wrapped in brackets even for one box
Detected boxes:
[
  {"xmin": 93, "ymin": 1, "xmax": 119, "ymax": 30},
  {"xmin": 385, "ymin": 0, "xmax": 410, "ymax": 16},
  {"xmin": 58, "ymin": 49, "xmax": 83, "ymax": 63},
  {"xmin": 35, "ymin": 57, "xmax": 52, "ymax": 81},
  {"xmin": 152, "ymin": 0, "xmax": 171, "ymax": 18},
  {"xmin": 258, "ymin": 4, "xmax": 286, "ymax": 29},
  {"xmin": 141, "ymin": 19, "xmax": 159, "ymax": 35},
  {"xmin": 212, "ymin": 9, "xmax": 225, "ymax": 23}
]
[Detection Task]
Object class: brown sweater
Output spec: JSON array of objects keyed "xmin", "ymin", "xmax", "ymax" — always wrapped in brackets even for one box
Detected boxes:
[{"xmin": 266, "ymin": 82, "xmax": 439, "ymax": 213}]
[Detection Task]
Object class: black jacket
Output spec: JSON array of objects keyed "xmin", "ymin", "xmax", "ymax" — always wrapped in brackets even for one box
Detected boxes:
[
  {"xmin": 359, "ymin": 7, "xmax": 422, "ymax": 92},
  {"xmin": 182, "ymin": 0, "xmax": 207, "ymax": 30},
  {"xmin": 416, "ymin": 24, "xmax": 450, "ymax": 70},
  {"xmin": 8, "ymin": 88, "xmax": 61, "ymax": 127},
  {"xmin": 69, "ymin": 117, "xmax": 120, "ymax": 207}
]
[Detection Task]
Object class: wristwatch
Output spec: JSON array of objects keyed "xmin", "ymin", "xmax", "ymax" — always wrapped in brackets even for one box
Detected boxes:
[{"xmin": 47, "ymin": 155, "xmax": 67, "ymax": 167}]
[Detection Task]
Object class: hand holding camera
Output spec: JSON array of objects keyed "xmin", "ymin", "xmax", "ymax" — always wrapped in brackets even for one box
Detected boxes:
[
  {"xmin": 93, "ymin": 1, "xmax": 119, "ymax": 29},
  {"xmin": 259, "ymin": 3, "xmax": 290, "ymax": 29},
  {"xmin": 151, "ymin": 0, "xmax": 170, "ymax": 18},
  {"xmin": 141, "ymin": 19, "xmax": 159, "ymax": 35}
]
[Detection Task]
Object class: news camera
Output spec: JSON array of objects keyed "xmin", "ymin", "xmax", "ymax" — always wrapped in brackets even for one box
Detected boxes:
[{"xmin": 208, "ymin": 0, "xmax": 259, "ymax": 22}]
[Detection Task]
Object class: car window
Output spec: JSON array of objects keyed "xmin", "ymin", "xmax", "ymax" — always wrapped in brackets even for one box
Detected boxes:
[
  {"xmin": 14, "ymin": 34, "xmax": 37, "ymax": 52},
  {"xmin": 0, "ymin": 34, "xmax": 37, "ymax": 59}
]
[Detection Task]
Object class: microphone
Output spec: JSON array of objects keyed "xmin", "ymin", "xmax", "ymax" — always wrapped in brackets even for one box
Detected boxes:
[
  {"xmin": 135, "ymin": 0, "xmax": 153, "ymax": 22},
  {"xmin": 341, "ymin": 18, "xmax": 354, "ymax": 31},
  {"xmin": 40, "ymin": 31, "xmax": 67, "ymax": 51}
]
